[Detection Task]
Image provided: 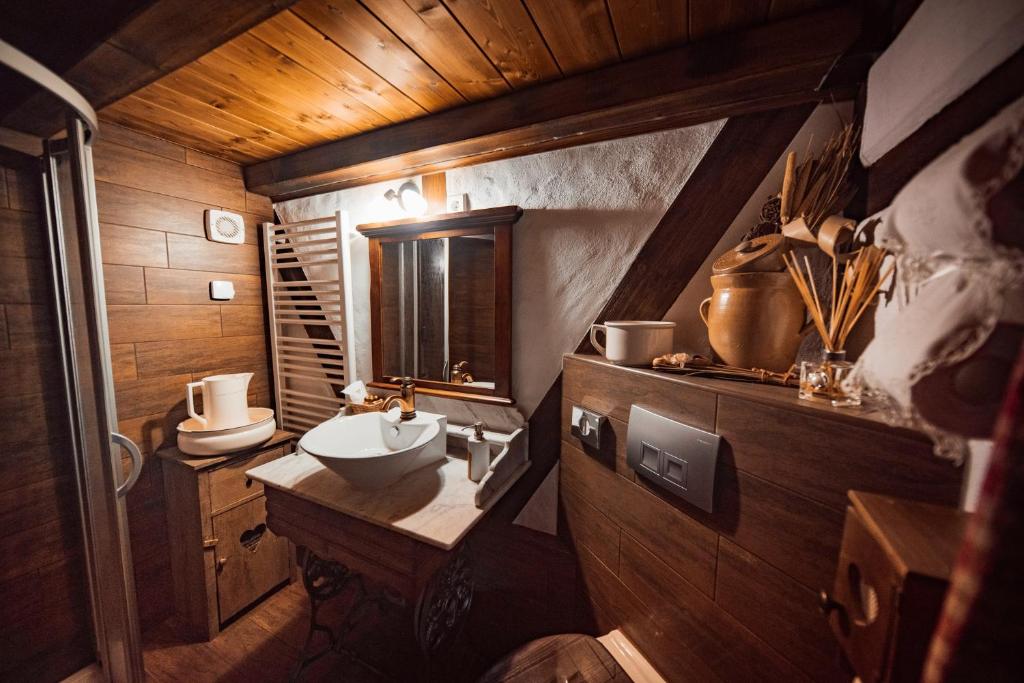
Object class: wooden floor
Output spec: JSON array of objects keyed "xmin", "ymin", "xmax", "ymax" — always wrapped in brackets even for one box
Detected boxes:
[{"xmin": 143, "ymin": 582, "xmax": 388, "ymax": 682}]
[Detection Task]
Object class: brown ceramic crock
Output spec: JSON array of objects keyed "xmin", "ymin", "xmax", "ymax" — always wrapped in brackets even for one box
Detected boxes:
[{"xmin": 699, "ymin": 272, "xmax": 809, "ymax": 372}]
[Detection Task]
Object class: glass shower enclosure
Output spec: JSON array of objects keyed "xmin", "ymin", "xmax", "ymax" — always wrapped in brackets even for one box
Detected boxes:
[{"xmin": 1, "ymin": 40, "xmax": 144, "ymax": 682}]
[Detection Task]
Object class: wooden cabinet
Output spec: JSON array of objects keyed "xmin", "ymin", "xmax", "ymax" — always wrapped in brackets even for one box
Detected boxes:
[
  {"xmin": 158, "ymin": 430, "xmax": 296, "ymax": 641},
  {"xmin": 826, "ymin": 491, "xmax": 967, "ymax": 682}
]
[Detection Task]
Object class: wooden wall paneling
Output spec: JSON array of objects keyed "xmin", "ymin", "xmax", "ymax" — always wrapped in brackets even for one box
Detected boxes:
[
  {"xmin": 101, "ymin": 97, "xmax": 270, "ymax": 164},
  {"xmin": 560, "ymin": 356, "xmax": 963, "ymax": 680},
  {"xmin": 96, "ymin": 183, "xmax": 206, "ymax": 239},
  {"xmin": 717, "ymin": 395, "xmax": 962, "ymax": 510},
  {"xmin": 618, "ymin": 534, "xmax": 814, "ymax": 682},
  {"xmin": 293, "ymin": 0, "xmax": 464, "ymax": 112},
  {"xmin": 90, "ymin": 129, "xmax": 275, "ymax": 630},
  {"xmin": 444, "ymin": 0, "xmax": 561, "ymax": 87},
  {"xmin": 186, "ymin": 149, "xmax": 244, "ymax": 178},
  {"xmin": 245, "ymin": 191, "xmax": 272, "ymax": 215},
  {"xmin": 561, "ymin": 442, "xmax": 718, "ymax": 596},
  {"xmin": 166, "ymin": 234, "xmax": 261, "ymax": 275},
  {"xmin": 4, "ymin": 166, "xmax": 38, "ymax": 211},
  {"xmin": 606, "ymin": 0, "xmax": 689, "ymax": 58},
  {"xmin": 713, "ymin": 468, "xmax": 845, "ymax": 594},
  {"xmin": 107, "ymin": 305, "xmax": 222, "ymax": 344},
  {"xmin": 0, "ymin": 159, "xmax": 93, "ymax": 680},
  {"xmin": 522, "ymin": 0, "xmax": 622, "ymax": 74},
  {"xmin": 135, "ymin": 335, "xmax": 267, "ymax": 379},
  {"xmin": 576, "ymin": 542, "xmax": 724, "ymax": 682},
  {"xmin": 93, "ymin": 140, "xmax": 247, "ymax": 211},
  {"xmin": 103, "ymin": 264, "xmax": 146, "ymax": 305},
  {"xmin": 144, "ymin": 268, "xmax": 264, "ymax": 306},
  {"xmin": 690, "ymin": 0, "xmax": 771, "ymax": 40},
  {"xmin": 0, "ymin": 254, "xmax": 48, "ymax": 303},
  {"xmin": 246, "ymin": 6, "xmax": 855, "ymax": 198},
  {"xmin": 563, "ymin": 355, "xmax": 717, "ymax": 428},
  {"xmin": 560, "ymin": 486, "xmax": 621, "ymax": 573},
  {"xmin": 0, "ymin": 206, "xmax": 45, "ymax": 258},
  {"xmin": 115, "ymin": 373, "xmax": 197, "ymax": 420},
  {"xmin": 578, "ymin": 104, "xmax": 815, "ymax": 351},
  {"xmin": 98, "ymin": 121, "xmax": 188, "ymax": 163},
  {"xmin": 220, "ymin": 305, "xmax": 266, "ymax": 337},
  {"xmin": 100, "ymin": 223, "xmax": 169, "ymax": 268},
  {"xmin": 110, "ymin": 343, "xmax": 139, "ymax": 382},
  {"xmin": 716, "ymin": 538, "xmax": 844, "ymax": 679},
  {"xmin": 6, "ymin": 304, "xmax": 55, "ymax": 349}
]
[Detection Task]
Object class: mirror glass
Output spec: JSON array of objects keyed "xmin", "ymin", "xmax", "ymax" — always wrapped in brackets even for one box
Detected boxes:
[{"xmin": 379, "ymin": 234, "xmax": 496, "ymax": 389}]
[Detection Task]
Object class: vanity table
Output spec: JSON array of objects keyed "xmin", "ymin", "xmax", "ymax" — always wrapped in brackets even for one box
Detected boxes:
[{"xmin": 246, "ymin": 429, "xmax": 529, "ymax": 680}]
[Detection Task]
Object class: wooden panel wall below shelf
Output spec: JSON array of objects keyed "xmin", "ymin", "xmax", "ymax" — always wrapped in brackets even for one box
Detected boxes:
[{"xmin": 559, "ymin": 355, "xmax": 962, "ymax": 682}]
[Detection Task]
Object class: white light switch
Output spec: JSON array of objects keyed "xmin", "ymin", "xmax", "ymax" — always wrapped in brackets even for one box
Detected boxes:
[{"xmin": 209, "ymin": 280, "xmax": 235, "ymax": 301}]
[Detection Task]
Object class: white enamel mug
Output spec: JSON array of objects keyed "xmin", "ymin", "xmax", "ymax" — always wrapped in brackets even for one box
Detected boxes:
[{"xmin": 589, "ymin": 321, "xmax": 676, "ymax": 366}]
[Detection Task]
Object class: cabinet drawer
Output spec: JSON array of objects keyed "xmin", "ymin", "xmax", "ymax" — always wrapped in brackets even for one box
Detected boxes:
[
  {"xmin": 213, "ymin": 496, "xmax": 289, "ymax": 622},
  {"xmin": 209, "ymin": 446, "xmax": 285, "ymax": 514}
]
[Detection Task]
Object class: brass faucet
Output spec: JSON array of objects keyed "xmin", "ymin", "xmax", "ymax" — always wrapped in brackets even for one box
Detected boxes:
[
  {"xmin": 450, "ymin": 361, "xmax": 474, "ymax": 385},
  {"xmin": 381, "ymin": 377, "xmax": 417, "ymax": 420}
]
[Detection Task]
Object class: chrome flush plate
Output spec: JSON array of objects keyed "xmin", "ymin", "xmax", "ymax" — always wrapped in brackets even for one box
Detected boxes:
[{"xmin": 626, "ymin": 404, "xmax": 720, "ymax": 513}]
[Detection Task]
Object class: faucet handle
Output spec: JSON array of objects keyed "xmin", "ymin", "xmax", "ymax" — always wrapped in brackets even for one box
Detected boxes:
[{"xmin": 399, "ymin": 376, "xmax": 415, "ymax": 388}]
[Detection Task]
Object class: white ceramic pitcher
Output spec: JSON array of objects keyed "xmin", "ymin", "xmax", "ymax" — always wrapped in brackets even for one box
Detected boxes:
[{"xmin": 186, "ymin": 373, "xmax": 253, "ymax": 431}]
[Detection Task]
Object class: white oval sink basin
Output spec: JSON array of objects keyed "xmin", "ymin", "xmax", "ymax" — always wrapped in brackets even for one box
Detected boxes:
[{"xmin": 299, "ymin": 410, "xmax": 445, "ymax": 489}]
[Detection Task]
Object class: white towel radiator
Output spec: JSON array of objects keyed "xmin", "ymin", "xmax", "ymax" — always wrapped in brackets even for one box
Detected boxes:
[{"xmin": 262, "ymin": 212, "xmax": 357, "ymax": 433}]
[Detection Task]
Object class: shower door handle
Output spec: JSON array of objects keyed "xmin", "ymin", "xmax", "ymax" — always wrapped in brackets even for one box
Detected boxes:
[{"xmin": 112, "ymin": 432, "xmax": 144, "ymax": 497}]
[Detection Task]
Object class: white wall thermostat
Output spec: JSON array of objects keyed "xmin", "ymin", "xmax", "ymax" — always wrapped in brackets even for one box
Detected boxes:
[{"xmin": 204, "ymin": 209, "xmax": 245, "ymax": 244}]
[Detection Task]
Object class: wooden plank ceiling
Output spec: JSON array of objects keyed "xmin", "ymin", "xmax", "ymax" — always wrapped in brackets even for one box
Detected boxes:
[{"xmin": 97, "ymin": 0, "xmax": 836, "ymax": 165}]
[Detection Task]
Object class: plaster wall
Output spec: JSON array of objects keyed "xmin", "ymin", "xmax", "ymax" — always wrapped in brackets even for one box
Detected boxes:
[{"xmin": 275, "ymin": 120, "xmax": 724, "ymax": 421}]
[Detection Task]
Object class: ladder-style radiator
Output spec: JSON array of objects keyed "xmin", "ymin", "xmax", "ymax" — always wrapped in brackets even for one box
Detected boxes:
[{"xmin": 262, "ymin": 212, "xmax": 357, "ymax": 433}]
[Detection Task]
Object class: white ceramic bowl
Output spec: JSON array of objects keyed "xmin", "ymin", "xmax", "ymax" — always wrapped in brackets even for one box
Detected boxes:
[{"xmin": 176, "ymin": 411, "xmax": 276, "ymax": 456}]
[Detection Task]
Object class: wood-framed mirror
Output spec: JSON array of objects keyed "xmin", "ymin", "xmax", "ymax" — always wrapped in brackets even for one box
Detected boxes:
[{"xmin": 357, "ymin": 205, "xmax": 521, "ymax": 405}]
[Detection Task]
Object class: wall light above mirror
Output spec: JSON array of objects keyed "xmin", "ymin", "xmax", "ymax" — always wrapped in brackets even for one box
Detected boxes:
[
  {"xmin": 384, "ymin": 180, "xmax": 428, "ymax": 217},
  {"xmin": 357, "ymin": 206, "xmax": 522, "ymax": 405}
]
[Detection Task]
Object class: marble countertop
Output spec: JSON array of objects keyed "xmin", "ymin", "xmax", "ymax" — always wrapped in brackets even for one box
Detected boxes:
[{"xmin": 246, "ymin": 451, "xmax": 529, "ymax": 551}]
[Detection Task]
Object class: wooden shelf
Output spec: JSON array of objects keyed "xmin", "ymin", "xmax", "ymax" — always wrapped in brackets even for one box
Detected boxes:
[{"xmin": 565, "ymin": 354, "xmax": 926, "ymax": 441}]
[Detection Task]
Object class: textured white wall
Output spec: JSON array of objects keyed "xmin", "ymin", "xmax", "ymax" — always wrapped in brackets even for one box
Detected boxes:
[{"xmin": 276, "ymin": 121, "xmax": 724, "ymax": 421}]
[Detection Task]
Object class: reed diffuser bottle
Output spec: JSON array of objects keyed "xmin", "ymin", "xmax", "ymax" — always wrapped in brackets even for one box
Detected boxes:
[{"xmin": 785, "ymin": 245, "xmax": 891, "ymax": 407}]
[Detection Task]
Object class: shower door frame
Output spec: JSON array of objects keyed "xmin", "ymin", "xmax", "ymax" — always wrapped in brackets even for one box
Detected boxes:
[{"xmin": 2, "ymin": 38, "xmax": 145, "ymax": 682}]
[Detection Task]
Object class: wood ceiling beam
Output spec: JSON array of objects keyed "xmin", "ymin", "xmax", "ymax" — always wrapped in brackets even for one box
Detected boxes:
[
  {"xmin": 244, "ymin": 3, "xmax": 861, "ymax": 201},
  {"xmin": 577, "ymin": 103, "xmax": 817, "ymax": 351},
  {"xmin": 1, "ymin": 0, "xmax": 297, "ymax": 137}
]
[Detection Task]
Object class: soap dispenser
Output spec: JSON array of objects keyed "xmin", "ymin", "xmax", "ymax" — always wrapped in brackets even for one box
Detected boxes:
[{"xmin": 467, "ymin": 421, "xmax": 489, "ymax": 482}]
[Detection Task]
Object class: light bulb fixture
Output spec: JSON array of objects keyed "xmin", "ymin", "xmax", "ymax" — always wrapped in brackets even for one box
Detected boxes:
[{"xmin": 384, "ymin": 180, "xmax": 428, "ymax": 217}]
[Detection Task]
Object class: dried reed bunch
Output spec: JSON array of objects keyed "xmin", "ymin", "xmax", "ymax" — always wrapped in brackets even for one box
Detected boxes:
[
  {"xmin": 783, "ymin": 245, "xmax": 893, "ymax": 353},
  {"xmin": 779, "ymin": 124, "xmax": 860, "ymax": 231}
]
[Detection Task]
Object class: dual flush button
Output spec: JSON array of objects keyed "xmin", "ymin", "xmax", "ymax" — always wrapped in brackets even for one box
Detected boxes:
[
  {"xmin": 626, "ymin": 405, "xmax": 720, "ymax": 513},
  {"xmin": 639, "ymin": 442, "xmax": 689, "ymax": 489}
]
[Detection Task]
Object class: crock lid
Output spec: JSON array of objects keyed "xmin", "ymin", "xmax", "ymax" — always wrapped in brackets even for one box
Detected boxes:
[{"xmin": 712, "ymin": 234, "xmax": 785, "ymax": 275}]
